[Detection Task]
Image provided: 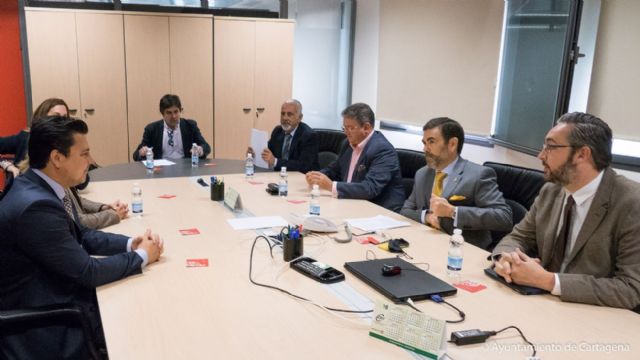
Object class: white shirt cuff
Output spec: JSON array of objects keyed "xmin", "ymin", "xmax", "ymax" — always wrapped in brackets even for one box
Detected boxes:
[
  {"xmin": 331, "ymin": 181, "xmax": 338, "ymax": 198},
  {"xmin": 453, "ymin": 206, "xmax": 458, "ymax": 227},
  {"xmin": 127, "ymin": 238, "xmax": 149, "ymax": 268},
  {"xmin": 272, "ymin": 158, "xmax": 278, "ymax": 169},
  {"xmin": 421, "ymin": 209, "xmax": 428, "ymax": 224},
  {"xmin": 551, "ymin": 273, "xmax": 561, "ymax": 295}
]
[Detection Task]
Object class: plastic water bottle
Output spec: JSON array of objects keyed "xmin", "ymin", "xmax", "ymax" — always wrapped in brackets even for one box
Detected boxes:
[
  {"xmin": 447, "ymin": 228, "xmax": 464, "ymax": 278},
  {"xmin": 309, "ymin": 184, "xmax": 320, "ymax": 215},
  {"xmin": 145, "ymin": 147, "xmax": 154, "ymax": 172},
  {"xmin": 245, "ymin": 153, "xmax": 254, "ymax": 179},
  {"xmin": 131, "ymin": 183, "xmax": 143, "ymax": 218},
  {"xmin": 278, "ymin": 166, "xmax": 288, "ymax": 197},
  {"xmin": 191, "ymin": 143, "xmax": 199, "ymax": 167}
]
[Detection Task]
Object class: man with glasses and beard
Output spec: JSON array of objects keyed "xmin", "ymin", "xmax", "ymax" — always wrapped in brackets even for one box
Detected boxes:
[
  {"xmin": 492, "ymin": 113, "xmax": 640, "ymax": 310},
  {"xmin": 400, "ymin": 117, "xmax": 512, "ymax": 250}
]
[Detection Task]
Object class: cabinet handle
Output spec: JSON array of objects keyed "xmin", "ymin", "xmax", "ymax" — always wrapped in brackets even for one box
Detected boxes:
[
  {"xmin": 242, "ymin": 107, "xmax": 251, "ymax": 112},
  {"xmin": 85, "ymin": 108, "xmax": 95, "ymax": 113},
  {"xmin": 256, "ymin": 107, "xmax": 265, "ymax": 112},
  {"xmin": 69, "ymin": 108, "xmax": 78, "ymax": 114}
]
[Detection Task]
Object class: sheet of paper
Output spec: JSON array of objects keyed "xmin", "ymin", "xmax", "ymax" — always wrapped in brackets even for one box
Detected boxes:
[
  {"xmin": 140, "ymin": 159, "xmax": 175, "ymax": 167},
  {"xmin": 345, "ymin": 215, "xmax": 410, "ymax": 232},
  {"xmin": 250, "ymin": 128, "xmax": 269, "ymax": 169},
  {"xmin": 227, "ymin": 216, "xmax": 288, "ymax": 230}
]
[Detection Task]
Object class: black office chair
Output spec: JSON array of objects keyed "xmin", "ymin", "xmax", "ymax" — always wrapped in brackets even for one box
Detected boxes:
[
  {"xmin": 396, "ymin": 149, "xmax": 426, "ymax": 198},
  {"xmin": 483, "ymin": 161, "xmax": 546, "ymax": 250},
  {"xmin": 0, "ymin": 304, "xmax": 102, "ymax": 360},
  {"xmin": 315, "ymin": 128, "xmax": 347, "ymax": 169}
]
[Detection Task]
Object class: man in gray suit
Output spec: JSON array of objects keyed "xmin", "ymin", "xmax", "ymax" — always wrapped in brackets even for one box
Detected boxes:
[
  {"xmin": 493, "ymin": 113, "xmax": 640, "ymax": 310},
  {"xmin": 400, "ymin": 117, "xmax": 512, "ymax": 249}
]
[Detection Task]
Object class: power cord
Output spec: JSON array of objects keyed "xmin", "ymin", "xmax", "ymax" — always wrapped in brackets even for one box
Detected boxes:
[
  {"xmin": 448, "ymin": 326, "xmax": 536, "ymax": 357},
  {"xmin": 248, "ymin": 235, "xmax": 373, "ymax": 314},
  {"xmin": 404, "ymin": 295, "xmax": 465, "ymax": 324}
]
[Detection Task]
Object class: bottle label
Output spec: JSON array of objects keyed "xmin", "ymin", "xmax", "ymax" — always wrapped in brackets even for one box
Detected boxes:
[
  {"xmin": 278, "ymin": 182, "xmax": 288, "ymax": 196},
  {"xmin": 447, "ymin": 256, "xmax": 463, "ymax": 271},
  {"xmin": 132, "ymin": 202, "xmax": 143, "ymax": 214},
  {"xmin": 309, "ymin": 204, "xmax": 320, "ymax": 215},
  {"xmin": 245, "ymin": 166, "xmax": 254, "ymax": 176}
]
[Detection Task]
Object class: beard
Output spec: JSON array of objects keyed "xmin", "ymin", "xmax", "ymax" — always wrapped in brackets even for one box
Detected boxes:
[
  {"xmin": 281, "ymin": 123, "xmax": 292, "ymax": 132},
  {"xmin": 543, "ymin": 158, "xmax": 576, "ymax": 186},
  {"xmin": 425, "ymin": 153, "xmax": 442, "ymax": 169}
]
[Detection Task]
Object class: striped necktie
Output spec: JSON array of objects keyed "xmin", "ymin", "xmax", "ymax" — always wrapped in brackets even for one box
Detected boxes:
[{"xmin": 282, "ymin": 134, "xmax": 292, "ymax": 161}]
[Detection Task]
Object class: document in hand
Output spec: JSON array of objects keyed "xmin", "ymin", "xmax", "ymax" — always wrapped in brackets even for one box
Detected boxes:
[{"xmin": 250, "ymin": 128, "xmax": 269, "ymax": 169}]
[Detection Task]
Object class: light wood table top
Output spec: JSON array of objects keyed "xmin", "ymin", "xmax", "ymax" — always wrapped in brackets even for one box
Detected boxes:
[{"xmin": 83, "ymin": 172, "xmax": 639, "ymax": 360}]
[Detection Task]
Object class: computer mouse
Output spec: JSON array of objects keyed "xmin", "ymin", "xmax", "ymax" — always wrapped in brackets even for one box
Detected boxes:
[{"xmin": 381, "ymin": 264, "xmax": 402, "ymax": 276}]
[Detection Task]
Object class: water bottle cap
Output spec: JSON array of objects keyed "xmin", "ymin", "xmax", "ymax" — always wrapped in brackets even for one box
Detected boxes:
[
  {"xmin": 312, "ymin": 184, "xmax": 319, "ymax": 190},
  {"xmin": 247, "ymin": 153, "xmax": 252, "ymax": 158},
  {"xmin": 453, "ymin": 228, "xmax": 462, "ymax": 235}
]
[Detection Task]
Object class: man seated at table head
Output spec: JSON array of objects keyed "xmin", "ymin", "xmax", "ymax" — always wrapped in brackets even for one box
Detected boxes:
[
  {"xmin": 0, "ymin": 116, "xmax": 164, "ymax": 358},
  {"xmin": 133, "ymin": 94, "xmax": 211, "ymax": 161},
  {"xmin": 400, "ymin": 117, "xmax": 512, "ymax": 250},
  {"xmin": 248, "ymin": 99, "xmax": 319, "ymax": 173},
  {"xmin": 492, "ymin": 112, "xmax": 640, "ymax": 309},
  {"xmin": 305, "ymin": 103, "xmax": 405, "ymax": 212}
]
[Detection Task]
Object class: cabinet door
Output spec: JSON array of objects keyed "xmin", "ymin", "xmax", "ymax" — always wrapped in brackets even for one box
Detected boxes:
[
  {"xmin": 76, "ymin": 12, "xmax": 128, "ymax": 166},
  {"xmin": 170, "ymin": 16, "xmax": 213, "ymax": 156},
  {"xmin": 253, "ymin": 21, "xmax": 294, "ymax": 131},
  {"xmin": 214, "ymin": 19, "xmax": 256, "ymax": 160},
  {"xmin": 124, "ymin": 15, "xmax": 171, "ymax": 160},
  {"xmin": 26, "ymin": 10, "xmax": 81, "ymax": 117}
]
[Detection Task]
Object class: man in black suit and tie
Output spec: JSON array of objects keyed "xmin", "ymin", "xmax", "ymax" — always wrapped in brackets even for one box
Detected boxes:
[
  {"xmin": 0, "ymin": 116, "xmax": 164, "ymax": 359},
  {"xmin": 133, "ymin": 94, "xmax": 211, "ymax": 161},
  {"xmin": 249, "ymin": 99, "xmax": 319, "ymax": 173}
]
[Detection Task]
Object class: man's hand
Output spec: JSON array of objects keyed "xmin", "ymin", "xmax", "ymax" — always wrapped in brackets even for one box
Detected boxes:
[
  {"xmin": 132, "ymin": 229, "xmax": 164, "ymax": 264},
  {"xmin": 109, "ymin": 200, "xmax": 129, "ymax": 220},
  {"xmin": 138, "ymin": 146, "xmax": 149, "ymax": 159},
  {"xmin": 191, "ymin": 145, "xmax": 204, "ymax": 157},
  {"xmin": 305, "ymin": 171, "xmax": 332, "ymax": 191},
  {"xmin": 425, "ymin": 213, "xmax": 441, "ymax": 229},
  {"xmin": 429, "ymin": 193, "xmax": 455, "ymax": 218},
  {"xmin": 494, "ymin": 248, "xmax": 555, "ymax": 291},
  {"xmin": 261, "ymin": 148, "xmax": 276, "ymax": 167}
]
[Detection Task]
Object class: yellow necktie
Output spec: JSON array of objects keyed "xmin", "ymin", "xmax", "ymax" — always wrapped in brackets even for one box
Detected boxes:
[{"xmin": 433, "ymin": 171, "xmax": 447, "ymax": 197}]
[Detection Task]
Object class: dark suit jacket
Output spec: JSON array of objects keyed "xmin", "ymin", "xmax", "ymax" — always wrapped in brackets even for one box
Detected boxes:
[
  {"xmin": 400, "ymin": 158, "xmax": 512, "ymax": 249},
  {"xmin": 0, "ymin": 169, "xmax": 143, "ymax": 359},
  {"xmin": 0, "ymin": 130, "xmax": 29, "ymax": 164},
  {"xmin": 321, "ymin": 131, "xmax": 405, "ymax": 212},
  {"xmin": 493, "ymin": 168, "xmax": 640, "ymax": 309},
  {"xmin": 132, "ymin": 119, "xmax": 211, "ymax": 161},
  {"xmin": 268, "ymin": 122, "xmax": 319, "ymax": 173}
]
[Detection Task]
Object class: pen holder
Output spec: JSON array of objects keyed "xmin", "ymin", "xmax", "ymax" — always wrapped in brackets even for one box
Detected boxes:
[
  {"xmin": 211, "ymin": 183, "xmax": 225, "ymax": 201},
  {"xmin": 283, "ymin": 235, "xmax": 304, "ymax": 262}
]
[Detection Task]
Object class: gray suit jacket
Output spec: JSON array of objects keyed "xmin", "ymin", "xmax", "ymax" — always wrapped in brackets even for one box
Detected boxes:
[
  {"xmin": 401, "ymin": 158, "xmax": 512, "ymax": 249},
  {"xmin": 493, "ymin": 168, "xmax": 640, "ymax": 309}
]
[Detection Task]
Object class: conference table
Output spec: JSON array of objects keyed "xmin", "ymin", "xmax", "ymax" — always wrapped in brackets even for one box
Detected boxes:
[{"xmin": 85, "ymin": 160, "xmax": 639, "ymax": 359}]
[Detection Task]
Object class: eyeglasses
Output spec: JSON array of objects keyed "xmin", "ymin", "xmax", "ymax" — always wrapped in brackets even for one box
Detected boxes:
[
  {"xmin": 541, "ymin": 143, "xmax": 573, "ymax": 154},
  {"xmin": 342, "ymin": 125, "xmax": 362, "ymax": 133}
]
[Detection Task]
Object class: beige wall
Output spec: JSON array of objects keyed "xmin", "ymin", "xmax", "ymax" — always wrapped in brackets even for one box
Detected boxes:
[
  {"xmin": 376, "ymin": 0, "xmax": 503, "ymax": 135},
  {"xmin": 587, "ymin": 0, "xmax": 640, "ymax": 141}
]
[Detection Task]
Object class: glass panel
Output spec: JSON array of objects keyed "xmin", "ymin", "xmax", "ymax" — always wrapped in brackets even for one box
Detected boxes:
[
  {"xmin": 121, "ymin": 0, "xmax": 201, "ymax": 7},
  {"xmin": 288, "ymin": 0, "xmax": 353, "ymax": 129},
  {"xmin": 208, "ymin": 0, "xmax": 279, "ymax": 12},
  {"xmin": 494, "ymin": 0, "xmax": 573, "ymax": 151}
]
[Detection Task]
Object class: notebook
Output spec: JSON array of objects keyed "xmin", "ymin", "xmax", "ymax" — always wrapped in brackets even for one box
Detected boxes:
[
  {"xmin": 344, "ymin": 257, "xmax": 457, "ymax": 303},
  {"xmin": 484, "ymin": 267, "xmax": 548, "ymax": 295}
]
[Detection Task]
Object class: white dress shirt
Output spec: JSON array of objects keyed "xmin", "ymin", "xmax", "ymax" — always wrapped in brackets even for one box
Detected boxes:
[{"xmin": 162, "ymin": 121, "xmax": 184, "ymax": 159}]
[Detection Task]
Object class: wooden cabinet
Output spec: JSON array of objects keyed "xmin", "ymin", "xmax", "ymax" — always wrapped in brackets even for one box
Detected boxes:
[
  {"xmin": 124, "ymin": 14, "xmax": 214, "ymax": 159},
  {"xmin": 26, "ymin": 9, "xmax": 128, "ymax": 166},
  {"xmin": 214, "ymin": 18, "xmax": 294, "ymax": 160}
]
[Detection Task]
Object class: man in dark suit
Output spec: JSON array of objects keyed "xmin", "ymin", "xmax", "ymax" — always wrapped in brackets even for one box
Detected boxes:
[
  {"xmin": 249, "ymin": 99, "xmax": 319, "ymax": 173},
  {"xmin": 400, "ymin": 117, "xmax": 512, "ymax": 249},
  {"xmin": 305, "ymin": 103, "xmax": 405, "ymax": 212},
  {"xmin": 493, "ymin": 113, "xmax": 640, "ymax": 309},
  {"xmin": 0, "ymin": 117, "xmax": 164, "ymax": 358},
  {"xmin": 133, "ymin": 94, "xmax": 211, "ymax": 161}
]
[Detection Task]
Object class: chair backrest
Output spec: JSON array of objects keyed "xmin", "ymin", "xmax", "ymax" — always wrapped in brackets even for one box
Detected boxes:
[
  {"xmin": 483, "ymin": 161, "xmax": 545, "ymax": 210},
  {"xmin": 315, "ymin": 128, "xmax": 347, "ymax": 169},
  {"xmin": 396, "ymin": 149, "xmax": 426, "ymax": 198}
]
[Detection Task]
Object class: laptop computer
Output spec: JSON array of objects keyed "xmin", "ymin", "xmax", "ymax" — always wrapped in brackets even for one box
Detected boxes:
[
  {"xmin": 344, "ymin": 257, "xmax": 457, "ymax": 303},
  {"xmin": 484, "ymin": 267, "xmax": 548, "ymax": 295}
]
